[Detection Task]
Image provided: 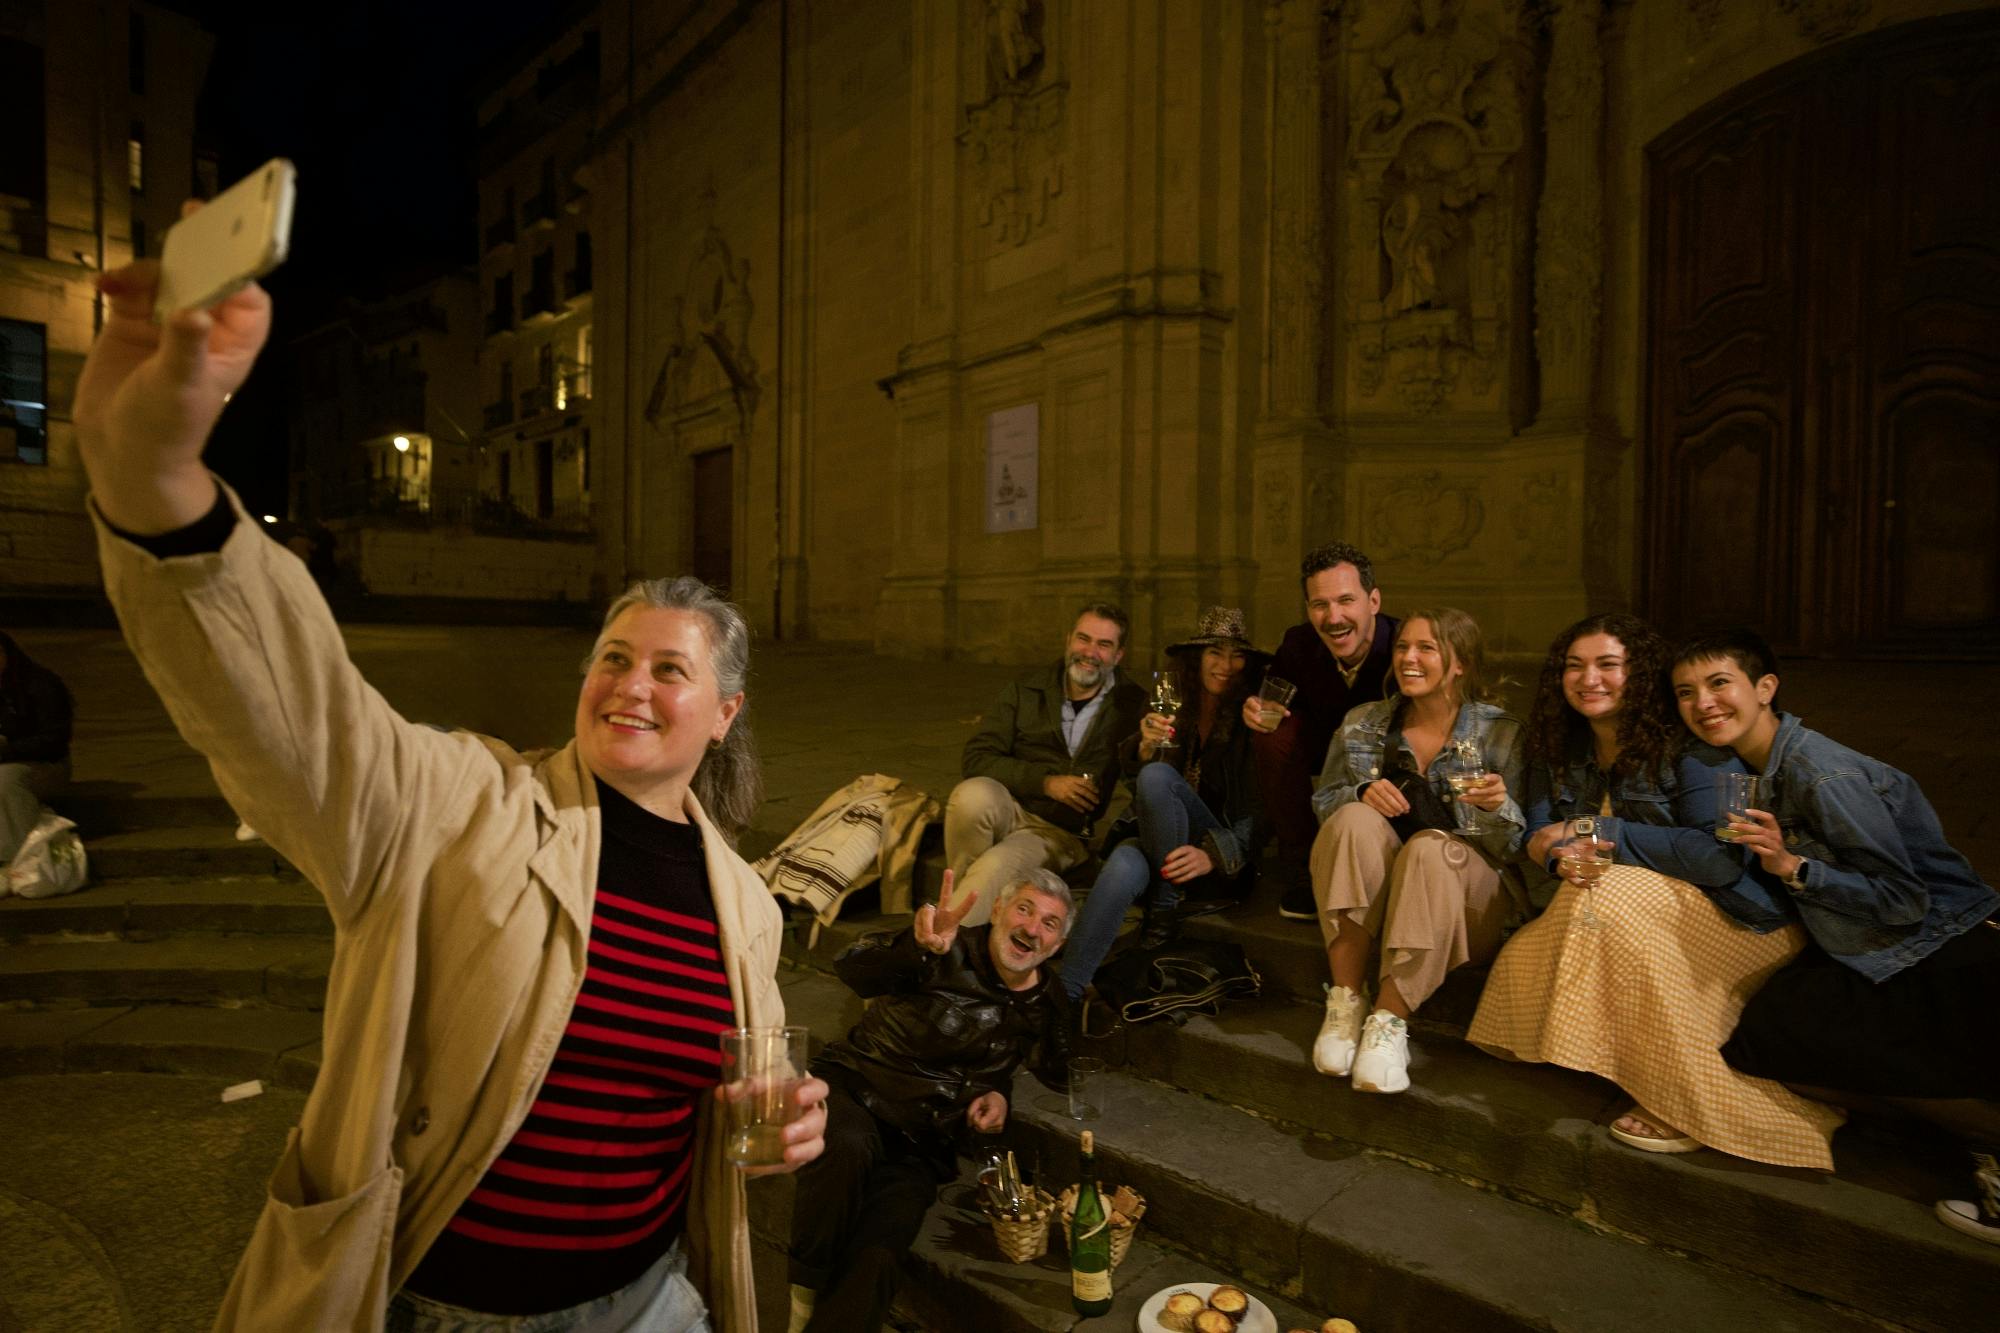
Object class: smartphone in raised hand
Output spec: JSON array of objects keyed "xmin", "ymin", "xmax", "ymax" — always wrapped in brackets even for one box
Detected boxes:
[{"xmin": 153, "ymin": 157, "xmax": 296, "ymax": 321}]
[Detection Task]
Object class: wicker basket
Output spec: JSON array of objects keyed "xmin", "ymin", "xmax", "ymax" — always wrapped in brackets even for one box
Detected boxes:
[
  {"xmin": 1057, "ymin": 1183, "xmax": 1146, "ymax": 1270},
  {"xmin": 979, "ymin": 1186, "xmax": 1056, "ymax": 1264}
]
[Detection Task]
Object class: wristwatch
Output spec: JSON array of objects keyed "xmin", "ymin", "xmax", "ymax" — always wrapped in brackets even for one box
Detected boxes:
[{"xmin": 1782, "ymin": 859, "xmax": 1810, "ymax": 893}]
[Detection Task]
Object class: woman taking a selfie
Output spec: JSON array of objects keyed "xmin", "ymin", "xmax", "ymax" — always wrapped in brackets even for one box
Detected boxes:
[
  {"xmin": 1467, "ymin": 615, "xmax": 1842, "ymax": 1168},
  {"xmin": 71, "ymin": 218, "xmax": 823, "ymax": 1330},
  {"xmin": 1059, "ymin": 608, "xmax": 1265, "ymax": 1001},
  {"xmin": 1304, "ymin": 609, "xmax": 1523, "ymax": 1095}
]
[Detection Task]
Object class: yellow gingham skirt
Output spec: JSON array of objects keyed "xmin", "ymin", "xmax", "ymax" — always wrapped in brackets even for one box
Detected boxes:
[{"xmin": 1467, "ymin": 863, "xmax": 1844, "ymax": 1169}]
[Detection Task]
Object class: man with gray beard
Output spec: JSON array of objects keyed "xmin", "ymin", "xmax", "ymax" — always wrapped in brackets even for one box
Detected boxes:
[{"xmin": 943, "ymin": 603, "xmax": 1147, "ymax": 924}]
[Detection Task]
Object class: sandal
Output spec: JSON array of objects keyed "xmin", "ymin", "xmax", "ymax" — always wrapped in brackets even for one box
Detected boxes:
[{"xmin": 1608, "ymin": 1106, "xmax": 1701, "ymax": 1154}]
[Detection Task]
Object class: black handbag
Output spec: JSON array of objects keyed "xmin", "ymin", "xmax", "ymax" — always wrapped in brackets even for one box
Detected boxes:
[
  {"xmin": 1090, "ymin": 937, "xmax": 1262, "ymax": 1028},
  {"xmin": 1382, "ymin": 768, "xmax": 1459, "ymax": 842}
]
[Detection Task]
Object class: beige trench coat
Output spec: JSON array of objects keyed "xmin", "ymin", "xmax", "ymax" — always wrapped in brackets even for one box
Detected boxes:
[{"xmin": 95, "ymin": 483, "xmax": 780, "ymax": 1333}]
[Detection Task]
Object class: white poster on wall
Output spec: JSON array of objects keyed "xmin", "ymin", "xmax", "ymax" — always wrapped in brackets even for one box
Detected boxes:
[{"xmin": 985, "ymin": 403, "xmax": 1039, "ymax": 533}]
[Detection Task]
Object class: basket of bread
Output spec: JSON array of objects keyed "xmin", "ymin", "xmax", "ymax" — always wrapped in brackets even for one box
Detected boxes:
[{"xmin": 1057, "ymin": 1181, "xmax": 1146, "ymax": 1270}]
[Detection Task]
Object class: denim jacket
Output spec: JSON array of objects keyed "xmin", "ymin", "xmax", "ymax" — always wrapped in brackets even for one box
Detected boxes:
[
  {"xmin": 1526, "ymin": 741, "xmax": 1793, "ymax": 932},
  {"xmin": 1312, "ymin": 698, "xmax": 1525, "ymax": 865},
  {"xmin": 1756, "ymin": 713, "xmax": 1998, "ymax": 982}
]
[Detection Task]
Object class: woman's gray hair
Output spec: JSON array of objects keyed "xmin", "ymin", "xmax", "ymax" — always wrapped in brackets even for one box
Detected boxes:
[
  {"xmin": 1007, "ymin": 868, "xmax": 1077, "ymax": 939},
  {"xmin": 592, "ymin": 576, "xmax": 763, "ymax": 841}
]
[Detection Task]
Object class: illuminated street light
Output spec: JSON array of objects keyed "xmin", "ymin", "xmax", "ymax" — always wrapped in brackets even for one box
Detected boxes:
[
  {"xmin": 393, "ymin": 436, "xmax": 411, "ymax": 452},
  {"xmin": 260, "ymin": 514, "xmax": 278, "ymax": 524}
]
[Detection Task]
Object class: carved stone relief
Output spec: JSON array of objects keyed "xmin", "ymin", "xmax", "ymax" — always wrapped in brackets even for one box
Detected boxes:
[
  {"xmin": 1777, "ymin": 0, "xmax": 1872, "ymax": 44},
  {"xmin": 1345, "ymin": 0, "xmax": 1526, "ymax": 415},
  {"xmin": 1366, "ymin": 469, "xmax": 1486, "ymax": 566},
  {"xmin": 1533, "ymin": 0, "xmax": 1605, "ymax": 420},
  {"xmin": 644, "ymin": 184, "xmax": 760, "ymax": 442},
  {"xmin": 961, "ymin": 1, "xmax": 1066, "ymax": 250},
  {"xmin": 1509, "ymin": 469, "xmax": 1568, "ymax": 568}
]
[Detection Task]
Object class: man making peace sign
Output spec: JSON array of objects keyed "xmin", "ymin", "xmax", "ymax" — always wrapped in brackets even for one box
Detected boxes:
[{"xmin": 784, "ymin": 869, "xmax": 1077, "ymax": 1332}]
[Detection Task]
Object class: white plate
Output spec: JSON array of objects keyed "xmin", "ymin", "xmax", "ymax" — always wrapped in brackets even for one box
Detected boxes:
[{"xmin": 1137, "ymin": 1280, "xmax": 1277, "ymax": 1333}]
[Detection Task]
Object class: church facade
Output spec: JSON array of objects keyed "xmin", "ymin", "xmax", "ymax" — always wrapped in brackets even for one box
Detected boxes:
[{"xmin": 570, "ymin": 0, "xmax": 1997, "ymax": 661}]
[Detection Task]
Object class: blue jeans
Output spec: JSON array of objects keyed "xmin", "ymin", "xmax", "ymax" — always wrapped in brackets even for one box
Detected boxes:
[
  {"xmin": 1060, "ymin": 763, "xmax": 1225, "ymax": 999},
  {"xmin": 386, "ymin": 1241, "xmax": 709, "ymax": 1333}
]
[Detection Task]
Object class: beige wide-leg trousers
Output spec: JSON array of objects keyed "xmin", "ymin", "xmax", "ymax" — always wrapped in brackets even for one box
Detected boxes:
[
  {"xmin": 1309, "ymin": 801, "xmax": 1510, "ymax": 1010},
  {"xmin": 942, "ymin": 776, "xmax": 1086, "ymax": 925}
]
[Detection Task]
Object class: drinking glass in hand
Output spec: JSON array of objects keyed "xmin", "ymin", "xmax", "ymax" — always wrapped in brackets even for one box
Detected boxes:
[
  {"xmin": 1150, "ymin": 672, "xmax": 1183, "ymax": 759},
  {"xmin": 1256, "ymin": 675, "xmax": 1297, "ymax": 727},
  {"xmin": 1445, "ymin": 739, "xmax": 1487, "ymax": 796},
  {"xmin": 1715, "ymin": 772, "xmax": 1762, "ymax": 842},
  {"xmin": 719, "ymin": 1026, "xmax": 809, "ymax": 1168},
  {"xmin": 1565, "ymin": 817, "xmax": 1613, "ymax": 884}
]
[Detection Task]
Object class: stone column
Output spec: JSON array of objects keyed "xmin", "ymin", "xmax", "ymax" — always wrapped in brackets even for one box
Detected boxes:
[
  {"xmin": 1533, "ymin": 0, "xmax": 1605, "ymax": 427},
  {"xmin": 1253, "ymin": 0, "xmax": 1337, "ymax": 637}
]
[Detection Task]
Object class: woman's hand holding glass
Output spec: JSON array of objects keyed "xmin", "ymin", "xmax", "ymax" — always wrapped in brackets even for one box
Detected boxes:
[
  {"xmin": 1555, "ymin": 817, "xmax": 1614, "ymax": 886},
  {"xmin": 1723, "ymin": 807, "xmax": 1801, "ymax": 880},
  {"xmin": 1137, "ymin": 709, "xmax": 1176, "ymax": 761}
]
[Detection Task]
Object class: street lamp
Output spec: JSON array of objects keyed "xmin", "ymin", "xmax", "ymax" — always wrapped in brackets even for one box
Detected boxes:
[{"xmin": 393, "ymin": 436, "xmax": 410, "ymax": 452}]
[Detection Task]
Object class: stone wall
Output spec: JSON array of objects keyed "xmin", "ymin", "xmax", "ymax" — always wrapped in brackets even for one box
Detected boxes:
[
  {"xmin": 334, "ymin": 526, "xmax": 596, "ymax": 602},
  {"xmin": 584, "ymin": 0, "xmax": 1983, "ymax": 664}
]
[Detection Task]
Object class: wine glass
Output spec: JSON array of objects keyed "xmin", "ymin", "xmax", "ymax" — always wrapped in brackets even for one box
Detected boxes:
[
  {"xmin": 1150, "ymin": 671, "xmax": 1183, "ymax": 761},
  {"xmin": 1565, "ymin": 816, "xmax": 1614, "ymax": 885},
  {"xmin": 1445, "ymin": 739, "xmax": 1486, "ymax": 796}
]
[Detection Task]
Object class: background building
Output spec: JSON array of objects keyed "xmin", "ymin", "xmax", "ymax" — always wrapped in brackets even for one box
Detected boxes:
[
  {"xmin": 563, "ymin": 0, "xmax": 1997, "ymax": 662},
  {"xmin": 0, "ymin": 0, "xmax": 212, "ymax": 592}
]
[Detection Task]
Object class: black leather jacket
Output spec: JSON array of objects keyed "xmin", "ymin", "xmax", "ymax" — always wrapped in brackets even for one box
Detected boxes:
[{"xmin": 814, "ymin": 924, "xmax": 1072, "ymax": 1146}]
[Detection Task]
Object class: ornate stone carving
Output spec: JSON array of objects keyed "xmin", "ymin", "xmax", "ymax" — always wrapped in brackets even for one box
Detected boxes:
[
  {"xmin": 1366, "ymin": 469, "xmax": 1486, "ymax": 566},
  {"xmin": 960, "ymin": 79, "xmax": 1066, "ymax": 249},
  {"xmin": 1509, "ymin": 469, "xmax": 1568, "ymax": 567},
  {"xmin": 645, "ymin": 186, "xmax": 760, "ymax": 440},
  {"xmin": 987, "ymin": 0, "xmax": 1043, "ymax": 87},
  {"xmin": 1344, "ymin": 0, "xmax": 1524, "ymax": 416},
  {"xmin": 1533, "ymin": 0, "xmax": 1605, "ymax": 421},
  {"xmin": 1777, "ymin": 0, "xmax": 1871, "ymax": 44}
]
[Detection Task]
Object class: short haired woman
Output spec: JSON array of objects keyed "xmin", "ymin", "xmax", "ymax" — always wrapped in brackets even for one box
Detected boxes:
[
  {"xmin": 1305, "ymin": 609, "xmax": 1524, "ymax": 1094},
  {"xmin": 1466, "ymin": 615, "xmax": 1842, "ymax": 1167},
  {"xmin": 1673, "ymin": 629, "xmax": 2000, "ymax": 1244}
]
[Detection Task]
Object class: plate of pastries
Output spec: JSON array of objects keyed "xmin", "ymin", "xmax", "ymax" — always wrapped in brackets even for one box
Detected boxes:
[{"xmin": 1138, "ymin": 1282, "xmax": 1274, "ymax": 1333}]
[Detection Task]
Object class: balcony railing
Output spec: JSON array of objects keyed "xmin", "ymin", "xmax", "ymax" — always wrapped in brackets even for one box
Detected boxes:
[
  {"xmin": 483, "ymin": 308, "xmax": 513, "ymax": 339},
  {"xmin": 563, "ymin": 263, "xmax": 592, "ymax": 302},
  {"xmin": 483, "ymin": 399, "xmax": 513, "ymax": 430},
  {"xmin": 518, "ymin": 384, "xmax": 558, "ymax": 419},
  {"xmin": 483, "ymin": 216, "xmax": 515, "ymax": 252},
  {"xmin": 557, "ymin": 368, "xmax": 591, "ymax": 409}
]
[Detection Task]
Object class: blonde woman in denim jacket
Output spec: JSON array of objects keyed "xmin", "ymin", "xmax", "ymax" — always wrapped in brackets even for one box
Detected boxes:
[{"xmin": 1303, "ymin": 609, "xmax": 1525, "ymax": 1094}]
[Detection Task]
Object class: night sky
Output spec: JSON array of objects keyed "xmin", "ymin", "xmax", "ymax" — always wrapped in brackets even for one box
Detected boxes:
[{"xmin": 180, "ymin": 0, "xmax": 561, "ymax": 514}]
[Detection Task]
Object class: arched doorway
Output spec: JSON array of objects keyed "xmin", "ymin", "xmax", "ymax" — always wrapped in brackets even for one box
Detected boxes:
[{"xmin": 1641, "ymin": 12, "xmax": 2000, "ymax": 657}]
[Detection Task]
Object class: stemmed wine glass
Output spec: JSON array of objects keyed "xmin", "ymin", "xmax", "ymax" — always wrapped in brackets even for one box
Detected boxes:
[
  {"xmin": 1445, "ymin": 739, "xmax": 1486, "ymax": 796},
  {"xmin": 1150, "ymin": 671, "xmax": 1184, "ymax": 762},
  {"xmin": 1562, "ymin": 815, "xmax": 1614, "ymax": 926}
]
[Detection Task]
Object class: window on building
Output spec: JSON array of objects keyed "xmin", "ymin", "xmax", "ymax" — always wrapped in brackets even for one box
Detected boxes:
[
  {"xmin": 129, "ymin": 122, "xmax": 145, "ymax": 193},
  {"xmin": 491, "ymin": 273, "xmax": 513, "ymax": 331},
  {"xmin": 133, "ymin": 216, "xmax": 147, "ymax": 258},
  {"xmin": 536, "ymin": 342, "xmax": 554, "ymax": 387},
  {"xmin": 0, "ymin": 319, "xmax": 49, "ymax": 465},
  {"xmin": 129, "ymin": 11, "xmax": 147, "ymax": 95},
  {"xmin": 499, "ymin": 358, "xmax": 513, "ymax": 406},
  {"xmin": 0, "ymin": 40, "xmax": 45, "ymax": 210}
]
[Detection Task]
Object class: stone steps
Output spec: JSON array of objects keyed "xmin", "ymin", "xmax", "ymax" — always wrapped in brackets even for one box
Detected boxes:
[
  {"xmin": 81, "ymin": 826, "xmax": 298, "ymax": 882},
  {"xmin": 0, "ymin": 935, "xmax": 329, "ymax": 1011},
  {"xmin": 0, "ymin": 1004, "xmax": 322, "ymax": 1088},
  {"xmin": 784, "ymin": 917, "xmax": 1996, "ymax": 1333},
  {"xmin": 0, "ymin": 875, "xmax": 328, "ymax": 942}
]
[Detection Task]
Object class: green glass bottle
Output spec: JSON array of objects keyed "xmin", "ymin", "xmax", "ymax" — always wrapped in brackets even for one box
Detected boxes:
[{"xmin": 1070, "ymin": 1130, "xmax": 1113, "ymax": 1315}]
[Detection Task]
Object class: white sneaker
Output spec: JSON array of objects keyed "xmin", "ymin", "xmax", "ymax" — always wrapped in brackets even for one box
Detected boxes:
[
  {"xmin": 1351, "ymin": 1010, "xmax": 1410, "ymax": 1094},
  {"xmin": 1936, "ymin": 1151, "xmax": 2000, "ymax": 1247},
  {"xmin": 1311, "ymin": 984, "xmax": 1365, "ymax": 1076}
]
